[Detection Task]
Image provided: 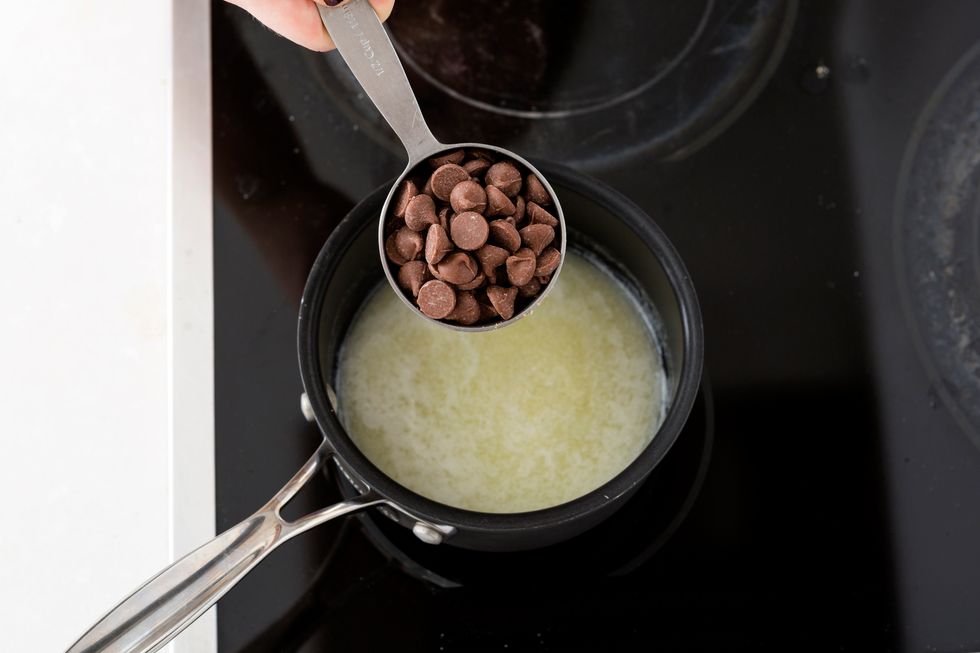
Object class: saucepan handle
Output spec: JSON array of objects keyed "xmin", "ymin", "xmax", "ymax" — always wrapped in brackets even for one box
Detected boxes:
[
  {"xmin": 317, "ymin": 0, "xmax": 442, "ymax": 163},
  {"xmin": 65, "ymin": 445, "xmax": 383, "ymax": 653}
]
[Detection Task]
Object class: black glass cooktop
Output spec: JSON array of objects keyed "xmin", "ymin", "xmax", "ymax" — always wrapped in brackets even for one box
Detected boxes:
[{"xmin": 212, "ymin": 1, "xmax": 980, "ymax": 650}]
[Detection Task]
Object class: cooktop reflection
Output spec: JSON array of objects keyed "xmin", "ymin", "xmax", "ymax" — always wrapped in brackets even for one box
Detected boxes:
[
  {"xmin": 213, "ymin": 1, "xmax": 980, "ymax": 651},
  {"xmin": 306, "ymin": 0, "xmax": 796, "ymax": 167}
]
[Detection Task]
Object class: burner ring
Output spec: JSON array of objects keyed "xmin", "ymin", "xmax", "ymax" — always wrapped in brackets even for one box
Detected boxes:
[
  {"xmin": 388, "ymin": 0, "xmax": 714, "ymax": 120},
  {"xmin": 895, "ymin": 41, "xmax": 980, "ymax": 450},
  {"xmin": 305, "ymin": 0, "xmax": 797, "ymax": 167}
]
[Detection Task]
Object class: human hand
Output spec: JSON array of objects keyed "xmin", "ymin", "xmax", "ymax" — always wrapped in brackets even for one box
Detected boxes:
[{"xmin": 226, "ymin": 0, "xmax": 396, "ymax": 52}]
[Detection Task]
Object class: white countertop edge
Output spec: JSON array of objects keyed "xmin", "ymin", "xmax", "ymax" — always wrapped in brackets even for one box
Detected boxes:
[
  {"xmin": 170, "ymin": 0, "xmax": 216, "ymax": 651},
  {"xmin": 0, "ymin": 1, "xmax": 216, "ymax": 650}
]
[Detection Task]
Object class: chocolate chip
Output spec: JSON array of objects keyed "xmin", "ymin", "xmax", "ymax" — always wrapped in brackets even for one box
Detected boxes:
[
  {"xmin": 397, "ymin": 260, "xmax": 429, "ymax": 298},
  {"xmin": 404, "ymin": 194, "xmax": 437, "ymax": 231},
  {"xmin": 476, "ymin": 244, "xmax": 509, "ymax": 276},
  {"xmin": 450, "ymin": 211, "xmax": 490, "ymax": 251},
  {"xmin": 385, "ymin": 217, "xmax": 405, "ymax": 233},
  {"xmin": 485, "ymin": 162, "xmax": 522, "ymax": 197},
  {"xmin": 527, "ymin": 202, "xmax": 559, "ymax": 227},
  {"xmin": 394, "ymin": 227, "xmax": 424, "ymax": 262},
  {"xmin": 427, "ymin": 262, "xmax": 443, "ymax": 281},
  {"xmin": 447, "ymin": 290, "xmax": 481, "ymax": 325},
  {"xmin": 525, "ymin": 173, "xmax": 550, "ymax": 205},
  {"xmin": 385, "ymin": 232, "xmax": 409, "ymax": 265},
  {"xmin": 485, "ymin": 185, "xmax": 516, "ymax": 216},
  {"xmin": 535, "ymin": 247, "xmax": 561, "ymax": 276},
  {"xmin": 438, "ymin": 207, "xmax": 453, "ymax": 231},
  {"xmin": 392, "ymin": 179, "xmax": 418, "ymax": 219},
  {"xmin": 519, "ymin": 223, "xmax": 555, "ymax": 255},
  {"xmin": 456, "ymin": 271, "xmax": 486, "ymax": 291},
  {"xmin": 449, "ymin": 180, "xmax": 487, "ymax": 214},
  {"xmin": 478, "ymin": 299, "xmax": 498, "ymax": 321},
  {"xmin": 462, "ymin": 158, "xmax": 491, "ymax": 178},
  {"xmin": 488, "ymin": 219, "xmax": 521, "ymax": 253},
  {"xmin": 506, "ymin": 248, "xmax": 537, "ymax": 287},
  {"xmin": 486, "ymin": 285, "xmax": 518, "ymax": 320},
  {"xmin": 436, "ymin": 251, "xmax": 479, "ymax": 285},
  {"xmin": 428, "ymin": 149, "xmax": 465, "ymax": 167},
  {"xmin": 430, "ymin": 164, "xmax": 469, "ymax": 201},
  {"xmin": 518, "ymin": 277, "xmax": 542, "ymax": 298},
  {"xmin": 513, "ymin": 195, "xmax": 526, "ymax": 224},
  {"xmin": 423, "ymin": 176, "xmax": 435, "ymax": 197},
  {"xmin": 425, "ymin": 224, "xmax": 454, "ymax": 265},
  {"xmin": 417, "ymin": 280, "xmax": 456, "ymax": 319},
  {"xmin": 469, "ymin": 149, "xmax": 496, "ymax": 161}
]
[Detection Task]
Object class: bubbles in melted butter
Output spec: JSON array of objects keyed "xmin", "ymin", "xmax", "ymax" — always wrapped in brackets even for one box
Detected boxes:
[{"xmin": 337, "ymin": 253, "xmax": 666, "ymax": 513}]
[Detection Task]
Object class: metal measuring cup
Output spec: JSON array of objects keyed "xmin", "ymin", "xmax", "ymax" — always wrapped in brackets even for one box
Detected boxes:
[{"xmin": 318, "ymin": 0, "xmax": 566, "ymax": 331}]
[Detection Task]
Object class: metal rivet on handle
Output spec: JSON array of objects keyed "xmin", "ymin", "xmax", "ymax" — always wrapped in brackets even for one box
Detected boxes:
[
  {"xmin": 412, "ymin": 522, "xmax": 445, "ymax": 545},
  {"xmin": 300, "ymin": 393, "xmax": 315, "ymax": 423}
]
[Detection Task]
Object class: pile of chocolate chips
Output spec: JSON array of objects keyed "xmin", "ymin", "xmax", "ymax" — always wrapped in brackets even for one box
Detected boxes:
[{"xmin": 384, "ymin": 149, "xmax": 562, "ymax": 326}]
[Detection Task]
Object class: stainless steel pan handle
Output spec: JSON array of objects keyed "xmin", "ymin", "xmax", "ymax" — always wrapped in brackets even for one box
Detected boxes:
[{"xmin": 65, "ymin": 444, "xmax": 382, "ymax": 653}]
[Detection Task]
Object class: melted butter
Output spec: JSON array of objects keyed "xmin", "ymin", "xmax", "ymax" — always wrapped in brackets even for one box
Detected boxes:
[{"xmin": 336, "ymin": 253, "xmax": 666, "ymax": 513}]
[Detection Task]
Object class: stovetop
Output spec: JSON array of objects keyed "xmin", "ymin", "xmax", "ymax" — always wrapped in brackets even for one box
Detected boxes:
[{"xmin": 211, "ymin": 1, "xmax": 980, "ymax": 650}]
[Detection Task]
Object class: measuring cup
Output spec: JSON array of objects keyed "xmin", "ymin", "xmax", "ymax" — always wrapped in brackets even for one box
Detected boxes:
[{"xmin": 317, "ymin": 0, "xmax": 567, "ymax": 330}]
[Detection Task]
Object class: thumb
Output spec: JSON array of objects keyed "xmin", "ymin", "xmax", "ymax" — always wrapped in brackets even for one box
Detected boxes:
[{"xmin": 228, "ymin": 0, "xmax": 396, "ymax": 52}]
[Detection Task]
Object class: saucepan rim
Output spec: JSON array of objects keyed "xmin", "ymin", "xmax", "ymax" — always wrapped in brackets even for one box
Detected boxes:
[{"xmin": 297, "ymin": 161, "xmax": 704, "ymax": 536}]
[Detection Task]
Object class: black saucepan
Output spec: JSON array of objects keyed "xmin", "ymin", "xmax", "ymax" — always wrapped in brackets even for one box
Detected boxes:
[
  {"xmin": 303, "ymin": 161, "xmax": 704, "ymax": 551},
  {"xmin": 67, "ymin": 162, "xmax": 702, "ymax": 653}
]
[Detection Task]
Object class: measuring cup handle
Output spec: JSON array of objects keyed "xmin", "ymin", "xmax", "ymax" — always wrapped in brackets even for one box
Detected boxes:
[
  {"xmin": 65, "ymin": 446, "xmax": 382, "ymax": 653},
  {"xmin": 317, "ymin": 0, "xmax": 442, "ymax": 164}
]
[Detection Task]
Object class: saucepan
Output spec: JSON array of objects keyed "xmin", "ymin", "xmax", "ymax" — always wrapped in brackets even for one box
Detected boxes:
[
  {"xmin": 67, "ymin": 6, "xmax": 703, "ymax": 653},
  {"xmin": 67, "ymin": 160, "xmax": 702, "ymax": 653}
]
